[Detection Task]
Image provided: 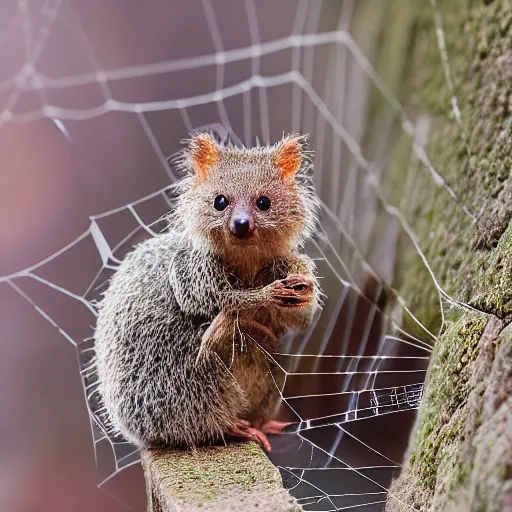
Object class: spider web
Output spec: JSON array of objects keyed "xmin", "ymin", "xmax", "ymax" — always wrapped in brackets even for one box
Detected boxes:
[{"xmin": 0, "ymin": 1, "xmax": 477, "ymax": 511}]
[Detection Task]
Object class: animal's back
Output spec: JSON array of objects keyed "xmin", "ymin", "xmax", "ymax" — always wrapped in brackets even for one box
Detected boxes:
[{"xmin": 94, "ymin": 232, "xmax": 247, "ymax": 448}]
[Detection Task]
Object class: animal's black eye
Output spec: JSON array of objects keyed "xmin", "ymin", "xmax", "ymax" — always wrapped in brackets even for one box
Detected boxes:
[
  {"xmin": 256, "ymin": 195, "xmax": 271, "ymax": 211},
  {"xmin": 214, "ymin": 195, "xmax": 229, "ymax": 211}
]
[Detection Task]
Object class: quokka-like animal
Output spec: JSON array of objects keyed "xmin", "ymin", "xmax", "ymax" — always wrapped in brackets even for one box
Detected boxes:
[{"xmin": 94, "ymin": 132, "xmax": 322, "ymax": 451}]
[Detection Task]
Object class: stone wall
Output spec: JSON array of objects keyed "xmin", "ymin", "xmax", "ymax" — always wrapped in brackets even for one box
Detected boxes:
[{"xmin": 381, "ymin": 0, "xmax": 512, "ymax": 510}]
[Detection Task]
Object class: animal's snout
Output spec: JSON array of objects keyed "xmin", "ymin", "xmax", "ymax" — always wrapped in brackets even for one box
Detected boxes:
[{"xmin": 230, "ymin": 214, "xmax": 253, "ymax": 239}]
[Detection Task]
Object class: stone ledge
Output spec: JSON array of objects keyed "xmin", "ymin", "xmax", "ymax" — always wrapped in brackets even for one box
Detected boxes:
[{"xmin": 142, "ymin": 442, "xmax": 303, "ymax": 512}]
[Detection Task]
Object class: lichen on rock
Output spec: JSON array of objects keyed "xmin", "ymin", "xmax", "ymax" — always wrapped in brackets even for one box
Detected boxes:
[{"xmin": 381, "ymin": 0, "xmax": 512, "ymax": 510}]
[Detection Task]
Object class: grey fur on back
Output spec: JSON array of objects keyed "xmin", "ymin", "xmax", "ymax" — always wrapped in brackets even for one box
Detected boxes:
[{"xmin": 94, "ymin": 232, "xmax": 250, "ymax": 447}]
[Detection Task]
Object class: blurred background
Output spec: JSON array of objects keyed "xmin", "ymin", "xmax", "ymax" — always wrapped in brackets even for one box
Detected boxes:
[{"xmin": 0, "ymin": 1, "xmax": 440, "ymax": 511}]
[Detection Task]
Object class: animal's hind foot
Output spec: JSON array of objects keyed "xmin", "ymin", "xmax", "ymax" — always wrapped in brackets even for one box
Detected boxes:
[
  {"xmin": 226, "ymin": 419, "xmax": 272, "ymax": 452},
  {"xmin": 225, "ymin": 419, "xmax": 294, "ymax": 452}
]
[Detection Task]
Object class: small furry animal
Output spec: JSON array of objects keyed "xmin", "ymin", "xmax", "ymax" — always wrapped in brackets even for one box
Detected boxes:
[{"xmin": 94, "ymin": 132, "xmax": 322, "ymax": 452}]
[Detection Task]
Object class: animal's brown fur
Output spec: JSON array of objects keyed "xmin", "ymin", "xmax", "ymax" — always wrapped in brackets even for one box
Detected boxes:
[{"xmin": 93, "ymin": 132, "xmax": 322, "ymax": 449}]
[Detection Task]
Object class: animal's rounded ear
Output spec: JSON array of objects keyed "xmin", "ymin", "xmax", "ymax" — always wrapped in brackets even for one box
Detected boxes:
[
  {"xmin": 274, "ymin": 134, "xmax": 309, "ymax": 181},
  {"xmin": 184, "ymin": 132, "xmax": 219, "ymax": 184}
]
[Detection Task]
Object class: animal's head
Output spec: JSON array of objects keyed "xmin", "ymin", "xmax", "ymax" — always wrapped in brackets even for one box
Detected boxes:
[{"xmin": 172, "ymin": 132, "xmax": 319, "ymax": 261}]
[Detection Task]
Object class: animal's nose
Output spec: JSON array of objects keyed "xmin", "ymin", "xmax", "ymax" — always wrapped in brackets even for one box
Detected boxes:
[{"xmin": 231, "ymin": 215, "xmax": 252, "ymax": 238}]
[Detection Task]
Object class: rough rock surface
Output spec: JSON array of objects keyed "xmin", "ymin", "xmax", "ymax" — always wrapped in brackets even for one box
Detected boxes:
[
  {"xmin": 383, "ymin": 0, "xmax": 512, "ymax": 510},
  {"xmin": 142, "ymin": 442, "xmax": 302, "ymax": 512}
]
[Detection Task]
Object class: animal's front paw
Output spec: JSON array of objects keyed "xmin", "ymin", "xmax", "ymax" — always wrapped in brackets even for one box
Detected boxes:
[{"xmin": 269, "ymin": 274, "xmax": 314, "ymax": 308}]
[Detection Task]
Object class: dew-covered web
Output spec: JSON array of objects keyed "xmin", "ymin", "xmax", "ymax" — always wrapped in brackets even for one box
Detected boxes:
[{"xmin": 0, "ymin": 1, "xmax": 479, "ymax": 511}]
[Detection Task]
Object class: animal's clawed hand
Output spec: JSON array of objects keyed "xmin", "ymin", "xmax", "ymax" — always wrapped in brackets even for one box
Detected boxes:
[{"xmin": 268, "ymin": 274, "xmax": 314, "ymax": 308}]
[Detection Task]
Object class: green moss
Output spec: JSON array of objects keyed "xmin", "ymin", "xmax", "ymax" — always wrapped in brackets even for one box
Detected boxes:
[
  {"xmin": 409, "ymin": 315, "xmax": 486, "ymax": 490},
  {"xmin": 370, "ymin": 2, "xmax": 512, "ymax": 508},
  {"xmin": 354, "ymin": 5, "xmax": 512, "ymax": 503},
  {"xmin": 393, "ymin": 0, "xmax": 512, "ymax": 328},
  {"xmin": 147, "ymin": 441, "xmax": 282, "ymax": 506},
  {"xmin": 472, "ymin": 221, "xmax": 512, "ymax": 316}
]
